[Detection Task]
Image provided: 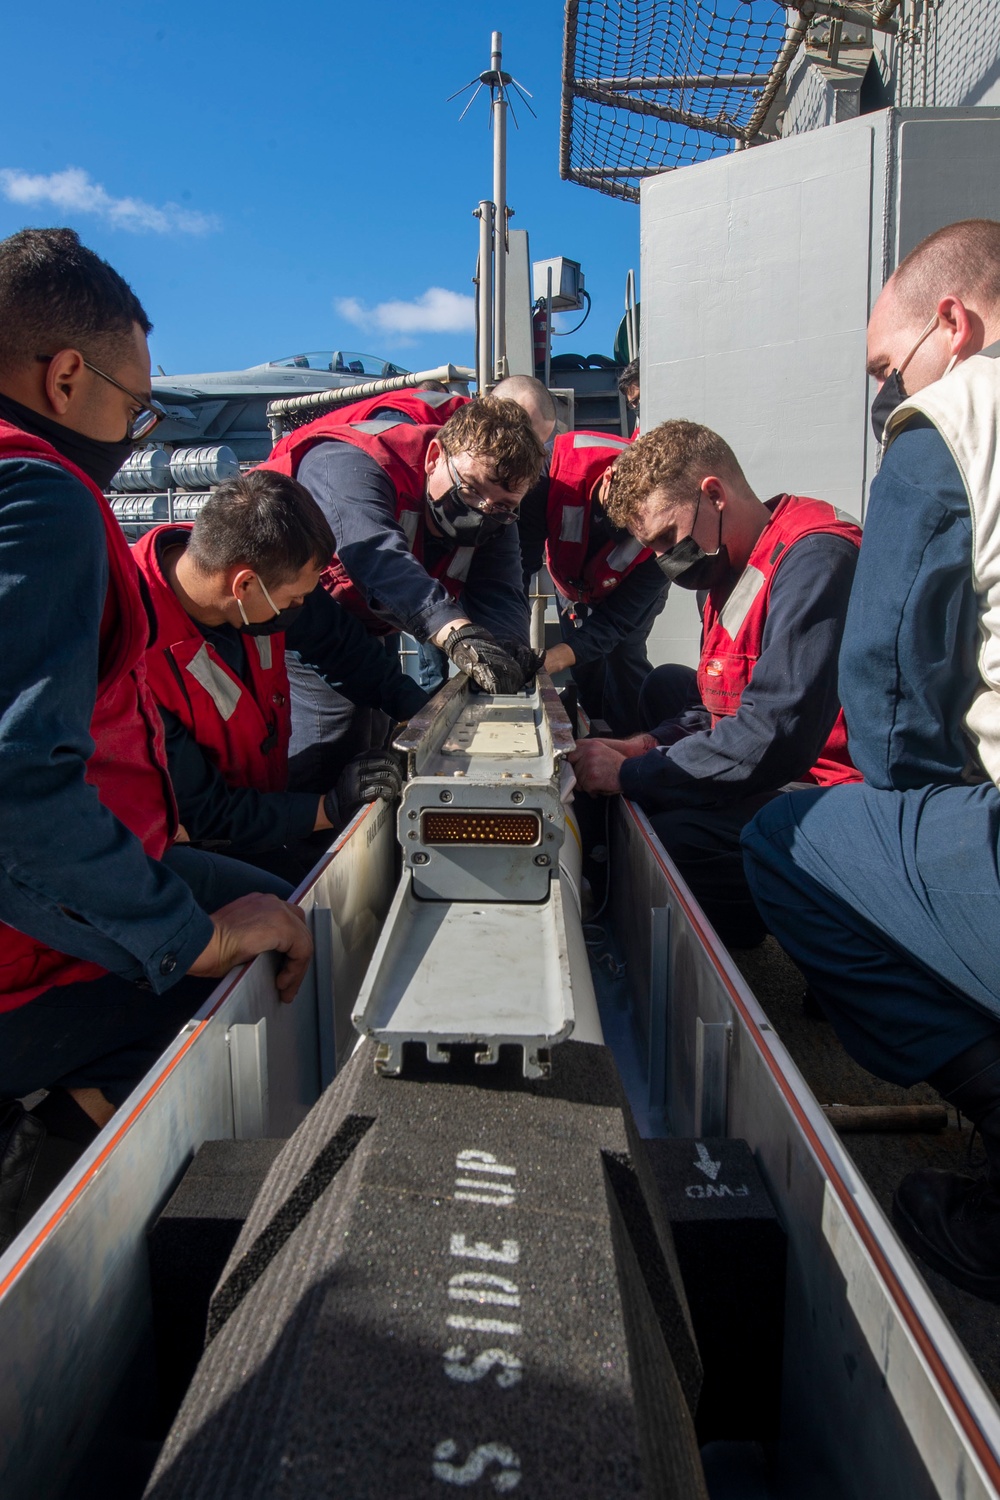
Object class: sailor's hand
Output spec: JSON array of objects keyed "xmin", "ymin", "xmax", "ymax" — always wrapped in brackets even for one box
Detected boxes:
[
  {"xmin": 497, "ymin": 640, "xmax": 546, "ymax": 684},
  {"xmin": 597, "ymin": 733, "xmax": 657, "ymax": 758},
  {"xmin": 190, "ymin": 894, "xmax": 313, "ymax": 1003},
  {"xmin": 568, "ymin": 738, "xmax": 626, "ymax": 795},
  {"xmin": 544, "ymin": 643, "xmax": 576, "ymax": 675},
  {"xmin": 442, "ymin": 624, "xmax": 525, "ymax": 694},
  {"xmin": 323, "ymin": 752, "xmax": 404, "ymax": 828}
]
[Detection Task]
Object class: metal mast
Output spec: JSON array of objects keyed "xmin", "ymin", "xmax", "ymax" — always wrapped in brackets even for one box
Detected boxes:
[
  {"xmin": 453, "ymin": 32, "xmax": 534, "ymax": 393},
  {"xmin": 490, "ymin": 30, "xmax": 508, "ymax": 385}
]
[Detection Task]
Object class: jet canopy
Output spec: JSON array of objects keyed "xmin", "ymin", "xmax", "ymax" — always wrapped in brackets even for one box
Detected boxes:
[{"xmin": 266, "ymin": 350, "xmax": 410, "ymax": 377}]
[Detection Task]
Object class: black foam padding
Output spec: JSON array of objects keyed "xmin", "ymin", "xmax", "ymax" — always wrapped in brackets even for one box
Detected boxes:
[
  {"xmin": 145, "ymin": 1041, "xmax": 708, "ymax": 1499},
  {"xmin": 147, "ymin": 1138, "xmax": 284, "ymax": 1421},
  {"xmin": 644, "ymin": 1138, "xmax": 787, "ymax": 1443}
]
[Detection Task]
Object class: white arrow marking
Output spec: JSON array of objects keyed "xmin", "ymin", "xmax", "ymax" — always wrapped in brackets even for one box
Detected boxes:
[{"xmin": 693, "ymin": 1142, "xmax": 722, "ymax": 1181}]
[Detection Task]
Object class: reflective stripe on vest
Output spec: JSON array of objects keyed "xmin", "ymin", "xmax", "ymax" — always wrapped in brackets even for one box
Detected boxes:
[
  {"xmin": 185, "ymin": 642, "xmax": 242, "ymax": 721},
  {"xmin": 447, "ymin": 547, "xmax": 476, "ymax": 583},
  {"xmin": 560, "ymin": 506, "xmax": 585, "ymax": 543},
  {"xmin": 572, "ymin": 432, "xmax": 630, "ymax": 450},
  {"xmin": 718, "ymin": 564, "xmax": 766, "ymax": 638},
  {"xmin": 400, "ymin": 510, "xmax": 420, "ymax": 549},
  {"xmin": 605, "ymin": 536, "xmax": 645, "ymax": 573},
  {"xmin": 350, "ymin": 418, "xmax": 404, "ymax": 435}
]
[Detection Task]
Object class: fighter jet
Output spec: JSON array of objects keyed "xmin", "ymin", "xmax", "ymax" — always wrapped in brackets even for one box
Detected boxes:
[{"xmin": 150, "ymin": 349, "xmax": 410, "ymax": 461}]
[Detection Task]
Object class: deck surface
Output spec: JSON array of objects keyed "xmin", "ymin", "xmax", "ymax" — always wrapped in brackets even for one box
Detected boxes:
[{"xmin": 732, "ymin": 938, "xmax": 1000, "ymax": 1403}]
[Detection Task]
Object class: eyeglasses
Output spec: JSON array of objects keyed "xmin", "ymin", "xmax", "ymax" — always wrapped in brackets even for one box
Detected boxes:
[
  {"xmin": 36, "ymin": 354, "xmax": 168, "ymax": 441},
  {"xmin": 445, "ymin": 455, "xmax": 519, "ymax": 524}
]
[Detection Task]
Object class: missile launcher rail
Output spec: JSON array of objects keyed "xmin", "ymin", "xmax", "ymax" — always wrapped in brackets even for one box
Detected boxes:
[{"xmin": 0, "ymin": 682, "xmax": 998, "ymax": 1497}]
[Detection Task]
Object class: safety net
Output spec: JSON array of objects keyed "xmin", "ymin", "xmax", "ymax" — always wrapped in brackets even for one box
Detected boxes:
[{"xmin": 560, "ymin": 0, "xmax": 798, "ymax": 202}]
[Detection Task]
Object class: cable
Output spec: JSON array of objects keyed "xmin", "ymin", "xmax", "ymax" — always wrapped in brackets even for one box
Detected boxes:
[
  {"xmin": 552, "ymin": 289, "xmax": 592, "ymax": 339},
  {"xmin": 583, "ymin": 793, "xmax": 613, "ymax": 923}
]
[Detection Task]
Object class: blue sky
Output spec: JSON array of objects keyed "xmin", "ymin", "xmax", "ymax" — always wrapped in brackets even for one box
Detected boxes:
[{"xmin": 0, "ymin": 2, "xmax": 639, "ymax": 378}]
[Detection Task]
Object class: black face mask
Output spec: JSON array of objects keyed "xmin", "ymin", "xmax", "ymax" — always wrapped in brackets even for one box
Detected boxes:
[
  {"xmin": 243, "ymin": 603, "xmax": 304, "ymax": 637},
  {"xmin": 426, "ymin": 473, "xmax": 512, "ymax": 548},
  {"xmin": 236, "ymin": 574, "xmax": 305, "ymax": 637},
  {"xmin": 238, "ymin": 603, "xmax": 304, "ymax": 637},
  {"xmin": 870, "ymin": 370, "xmax": 906, "ymax": 445},
  {"xmin": 0, "ymin": 390, "xmax": 135, "ymax": 490},
  {"xmin": 655, "ymin": 502, "xmax": 731, "ymax": 591}
]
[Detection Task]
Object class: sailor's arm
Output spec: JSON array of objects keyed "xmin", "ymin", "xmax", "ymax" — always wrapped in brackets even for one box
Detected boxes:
[
  {"xmin": 284, "ymin": 586, "xmax": 429, "ymax": 721},
  {"xmin": 547, "ymin": 555, "xmax": 668, "ymax": 673},
  {"xmin": 160, "ymin": 708, "xmax": 320, "ymax": 853},
  {"xmin": 460, "ymin": 521, "xmax": 532, "ymax": 645},
  {"xmin": 838, "ymin": 421, "xmax": 976, "ymax": 789},
  {"xmin": 295, "ymin": 441, "xmax": 472, "ymax": 643}
]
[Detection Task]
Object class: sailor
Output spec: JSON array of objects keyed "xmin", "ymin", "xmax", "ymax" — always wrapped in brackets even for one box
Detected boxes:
[
  {"xmin": 0, "ymin": 228, "xmax": 311, "ymax": 1248},
  {"xmin": 264, "ymin": 399, "xmax": 545, "ymax": 783},
  {"xmin": 569, "ymin": 419, "xmax": 861, "ymax": 947},
  {"xmin": 517, "ymin": 428, "xmax": 669, "ymax": 734},
  {"xmin": 742, "ymin": 219, "xmax": 1000, "ymax": 1301},
  {"xmin": 492, "ymin": 374, "xmax": 558, "ymax": 447},
  {"xmin": 134, "ymin": 468, "xmax": 414, "ymax": 884},
  {"xmin": 618, "ymin": 357, "xmax": 640, "ymax": 435}
]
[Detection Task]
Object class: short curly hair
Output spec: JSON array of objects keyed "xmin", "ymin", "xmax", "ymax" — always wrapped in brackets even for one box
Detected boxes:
[
  {"xmin": 438, "ymin": 397, "xmax": 544, "ymax": 494},
  {"xmin": 604, "ymin": 419, "xmax": 744, "ymax": 529}
]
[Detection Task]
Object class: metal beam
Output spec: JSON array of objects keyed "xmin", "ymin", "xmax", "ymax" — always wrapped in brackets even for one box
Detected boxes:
[
  {"xmin": 577, "ymin": 74, "xmax": 772, "ymax": 92},
  {"xmin": 796, "ymin": 0, "xmax": 898, "ymax": 33},
  {"xmin": 570, "ymin": 81, "xmax": 746, "ymax": 141}
]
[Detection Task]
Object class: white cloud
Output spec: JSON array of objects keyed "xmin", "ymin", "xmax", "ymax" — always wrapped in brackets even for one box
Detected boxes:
[
  {"xmin": 0, "ymin": 167, "xmax": 219, "ymax": 235},
  {"xmin": 335, "ymin": 286, "xmax": 475, "ymax": 337}
]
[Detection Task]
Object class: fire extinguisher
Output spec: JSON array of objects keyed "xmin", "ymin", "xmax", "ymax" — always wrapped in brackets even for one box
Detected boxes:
[{"xmin": 532, "ymin": 302, "xmax": 548, "ymax": 372}]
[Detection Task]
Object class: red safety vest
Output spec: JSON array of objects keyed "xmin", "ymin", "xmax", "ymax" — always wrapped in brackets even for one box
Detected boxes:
[
  {"xmin": 133, "ymin": 525, "xmax": 292, "ymax": 793},
  {"xmin": 697, "ymin": 494, "xmax": 862, "ymax": 787},
  {"xmin": 311, "ymin": 388, "xmax": 467, "ymax": 428},
  {"xmin": 544, "ymin": 431, "xmax": 651, "ymax": 604},
  {"xmin": 0, "ymin": 422, "xmax": 175, "ymax": 1013},
  {"xmin": 264, "ymin": 418, "xmax": 475, "ymax": 633}
]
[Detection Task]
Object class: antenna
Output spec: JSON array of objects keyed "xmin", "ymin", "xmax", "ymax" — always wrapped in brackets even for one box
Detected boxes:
[{"xmin": 451, "ymin": 31, "xmax": 534, "ymax": 391}]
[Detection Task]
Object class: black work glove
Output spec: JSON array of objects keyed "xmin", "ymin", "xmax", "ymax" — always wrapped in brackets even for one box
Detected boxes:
[
  {"xmin": 496, "ymin": 640, "xmax": 545, "ymax": 683},
  {"xmin": 323, "ymin": 752, "xmax": 403, "ymax": 827},
  {"xmin": 442, "ymin": 624, "xmax": 526, "ymax": 694}
]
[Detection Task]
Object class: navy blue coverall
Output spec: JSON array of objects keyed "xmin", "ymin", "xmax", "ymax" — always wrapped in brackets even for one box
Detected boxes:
[{"xmin": 742, "ymin": 420, "xmax": 1000, "ymax": 1085}]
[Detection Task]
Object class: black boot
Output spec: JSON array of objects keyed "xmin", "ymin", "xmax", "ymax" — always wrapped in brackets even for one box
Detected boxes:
[
  {"xmin": 893, "ymin": 1034, "xmax": 1000, "ymax": 1301},
  {"xmin": 0, "ymin": 1100, "xmax": 46, "ymax": 1255}
]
